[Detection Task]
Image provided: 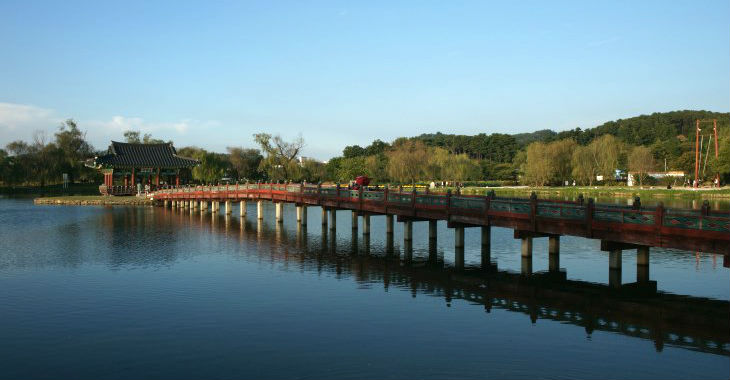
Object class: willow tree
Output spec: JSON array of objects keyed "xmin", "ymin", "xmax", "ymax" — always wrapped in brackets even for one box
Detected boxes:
[
  {"xmin": 253, "ymin": 133, "xmax": 305, "ymax": 182},
  {"xmin": 628, "ymin": 146, "xmax": 654, "ymax": 186},
  {"xmin": 386, "ymin": 139, "xmax": 428, "ymax": 184}
]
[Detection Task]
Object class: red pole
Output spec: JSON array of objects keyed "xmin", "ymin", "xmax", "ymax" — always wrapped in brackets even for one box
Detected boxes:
[
  {"xmin": 131, "ymin": 168, "xmax": 136, "ymax": 186},
  {"xmin": 694, "ymin": 120, "xmax": 700, "ymax": 188},
  {"xmin": 714, "ymin": 119, "xmax": 720, "ymax": 185}
]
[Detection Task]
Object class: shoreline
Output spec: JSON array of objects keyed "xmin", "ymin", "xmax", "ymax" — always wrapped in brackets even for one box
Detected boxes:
[{"xmin": 33, "ymin": 196, "xmax": 153, "ymax": 206}]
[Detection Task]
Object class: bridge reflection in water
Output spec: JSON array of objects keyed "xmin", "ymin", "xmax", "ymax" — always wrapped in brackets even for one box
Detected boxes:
[{"xmin": 162, "ymin": 205, "xmax": 729, "ymax": 358}]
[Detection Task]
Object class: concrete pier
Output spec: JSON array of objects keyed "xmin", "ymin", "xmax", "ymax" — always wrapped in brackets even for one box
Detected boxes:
[
  {"xmin": 609, "ymin": 250, "xmax": 622, "ymax": 288},
  {"xmin": 193, "ymin": 200, "xmax": 198, "ymax": 210},
  {"xmin": 386, "ymin": 215, "xmax": 394, "ymax": 234},
  {"xmin": 300, "ymin": 205, "xmax": 307, "ymax": 226},
  {"xmin": 521, "ymin": 256, "xmax": 533, "ymax": 275},
  {"xmin": 454, "ymin": 227, "xmax": 464, "ymax": 249},
  {"xmin": 225, "ymin": 201, "xmax": 232, "ymax": 215},
  {"xmin": 296, "ymin": 205, "xmax": 302, "ymax": 223},
  {"xmin": 329, "ymin": 209, "xmax": 336, "ymax": 230},
  {"xmin": 637, "ymin": 246, "xmax": 650, "ymax": 282},
  {"xmin": 351, "ymin": 211, "xmax": 358, "ymax": 230},
  {"xmin": 481, "ymin": 226, "xmax": 491, "ymax": 269},
  {"xmin": 275, "ymin": 202, "xmax": 283, "ymax": 223},
  {"xmin": 257, "ymin": 200, "xmax": 263, "ymax": 220},
  {"xmin": 521, "ymin": 237, "xmax": 533, "ymax": 258},
  {"xmin": 429, "ymin": 220, "xmax": 437, "ymax": 240},
  {"xmin": 163, "ymin": 200, "xmax": 168, "ymax": 208},
  {"xmin": 321, "ymin": 207, "xmax": 328, "ymax": 225},
  {"xmin": 240, "ymin": 201, "xmax": 246, "ymax": 216},
  {"xmin": 403, "ymin": 220, "xmax": 413, "ymax": 242},
  {"xmin": 549, "ymin": 235, "xmax": 560, "ymax": 272},
  {"xmin": 362, "ymin": 214, "xmax": 370, "ymax": 235},
  {"xmin": 454, "ymin": 227, "xmax": 465, "ymax": 270}
]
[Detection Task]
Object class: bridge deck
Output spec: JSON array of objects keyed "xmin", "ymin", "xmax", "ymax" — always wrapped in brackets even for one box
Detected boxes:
[{"xmin": 151, "ymin": 184, "xmax": 730, "ymax": 255}]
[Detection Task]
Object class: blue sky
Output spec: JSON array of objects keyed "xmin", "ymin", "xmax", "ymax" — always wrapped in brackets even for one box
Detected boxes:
[{"xmin": 1, "ymin": 0, "xmax": 728, "ymax": 159}]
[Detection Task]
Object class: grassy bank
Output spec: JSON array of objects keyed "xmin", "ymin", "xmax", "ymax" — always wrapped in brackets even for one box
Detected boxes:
[
  {"xmin": 458, "ymin": 186, "xmax": 730, "ymax": 200},
  {"xmin": 34, "ymin": 195, "xmax": 152, "ymax": 206}
]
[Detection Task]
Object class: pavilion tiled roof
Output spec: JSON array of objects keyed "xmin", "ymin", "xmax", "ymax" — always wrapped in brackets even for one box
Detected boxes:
[{"xmin": 94, "ymin": 141, "xmax": 199, "ymax": 168}]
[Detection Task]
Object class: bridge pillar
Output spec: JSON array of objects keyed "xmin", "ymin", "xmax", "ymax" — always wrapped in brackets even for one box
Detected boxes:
[
  {"xmin": 296, "ymin": 205, "xmax": 302, "ymax": 223},
  {"xmin": 549, "ymin": 236, "xmax": 560, "ymax": 272},
  {"xmin": 386, "ymin": 215, "xmax": 394, "ymax": 234},
  {"xmin": 193, "ymin": 200, "xmax": 199, "ymax": 210},
  {"xmin": 329, "ymin": 209, "xmax": 336, "ymax": 230},
  {"xmin": 321, "ymin": 207, "xmax": 328, "ymax": 225},
  {"xmin": 275, "ymin": 202, "xmax": 283, "ymax": 223},
  {"xmin": 163, "ymin": 200, "xmax": 168, "ymax": 208},
  {"xmin": 257, "ymin": 200, "xmax": 263, "ymax": 220},
  {"xmin": 521, "ymin": 256, "xmax": 533, "ymax": 275},
  {"xmin": 429, "ymin": 220, "xmax": 437, "ymax": 240},
  {"xmin": 240, "ymin": 201, "xmax": 247, "ymax": 217},
  {"xmin": 403, "ymin": 220, "xmax": 413, "ymax": 241},
  {"xmin": 362, "ymin": 214, "xmax": 370, "ymax": 235},
  {"xmin": 225, "ymin": 201, "xmax": 231, "ymax": 215},
  {"xmin": 455, "ymin": 227, "xmax": 465, "ymax": 270},
  {"xmin": 202, "ymin": 201, "xmax": 208, "ymax": 211},
  {"xmin": 171, "ymin": 200, "xmax": 175, "ymax": 208},
  {"xmin": 300, "ymin": 206, "xmax": 307, "ymax": 226},
  {"xmin": 351, "ymin": 211, "xmax": 358, "ymax": 230},
  {"xmin": 609, "ymin": 250, "xmax": 622, "ymax": 288},
  {"xmin": 481, "ymin": 226, "xmax": 491, "ymax": 269},
  {"xmin": 521, "ymin": 237, "xmax": 533, "ymax": 258},
  {"xmin": 637, "ymin": 246, "xmax": 650, "ymax": 282}
]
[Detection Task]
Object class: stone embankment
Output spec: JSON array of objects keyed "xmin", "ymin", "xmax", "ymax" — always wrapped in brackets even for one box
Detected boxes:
[{"xmin": 34, "ymin": 196, "xmax": 153, "ymax": 206}]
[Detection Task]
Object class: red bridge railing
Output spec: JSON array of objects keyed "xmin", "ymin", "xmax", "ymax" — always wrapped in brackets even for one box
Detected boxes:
[{"xmin": 150, "ymin": 183, "xmax": 730, "ymax": 255}]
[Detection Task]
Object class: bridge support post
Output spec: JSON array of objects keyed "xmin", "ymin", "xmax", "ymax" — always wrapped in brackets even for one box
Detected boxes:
[
  {"xmin": 163, "ymin": 200, "xmax": 168, "ymax": 208},
  {"xmin": 257, "ymin": 201, "xmax": 263, "ymax": 220},
  {"xmin": 362, "ymin": 214, "xmax": 370, "ymax": 235},
  {"xmin": 225, "ymin": 201, "xmax": 231, "ymax": 215},
  {"xmin": 455, "ymin": 227, "xmax": 465, "ymax": 270},
  {"xmin": 300, "ymin": 206, "xmax": 307, "ymax": 226},
  {"xmin": 637, "ymin": 246, "xmax": 650, "ymax": 282},
  {"xmin": 609, "ymin": 250, "xmax": 622, "ymax": 288},
  {"xmin": 429, "ymin": 220, "xmax": 437, "ymax": 240},
  {"xmin": 403, "ymin": 220, "xmax": 413, "ymax": 242},
  {"xmin": 275, "ymin": 202, "xmax": 283, "ymax": 223},
  {"xmin": 240, "ymin": 201, "xmax": 246, "ymax": 217},
  {"xmin": 521, "ymin": 257, "xmax": 533, "ymax": 275},
  {"xmin": 296, "ymin": 205, "xmax": 302, "ymax": 223},
  {"xmin": 481, "ymin": 226, "xmax": 491, "ymax": 269},
  {"xmin": 521, "ymin": 237, "xmax": 533, "ymax": 258},
  {"xmin": 329, "ymin": 209, "xmax": 336, "ymax": 230},
  {"xmin": 386, "ymin": 215, "xmax": 394, "ymax": 234},
  {"xmin": 351, "ymin": 211, "xmax": 358, "ymax": 230},
  {"xmin": 549, "ymin": 235, "xmax": 560, "ymax": 272},
  {"xmin": 321, "ymin": 207, "xmax": 328, "ymax": 225}
]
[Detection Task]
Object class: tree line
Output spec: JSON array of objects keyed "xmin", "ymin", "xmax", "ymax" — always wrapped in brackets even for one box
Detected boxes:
[{"xmin": 2, "ymin": 110, "xmax": 728, "ymax": 188}]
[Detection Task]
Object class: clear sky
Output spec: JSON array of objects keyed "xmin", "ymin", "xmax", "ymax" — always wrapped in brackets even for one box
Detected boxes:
[{"xmin": 1, "ymin": 0, "xmax": 728, "ymax": 159}]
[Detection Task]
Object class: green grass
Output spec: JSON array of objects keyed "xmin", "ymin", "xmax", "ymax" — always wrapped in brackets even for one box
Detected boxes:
[
  {"xmin": 457, "ymin": 186, "xmax": 730, "ymax": 200},
  {"xmin": 34, "ymin": 195, "xmax": 152, "ymax": 205}
]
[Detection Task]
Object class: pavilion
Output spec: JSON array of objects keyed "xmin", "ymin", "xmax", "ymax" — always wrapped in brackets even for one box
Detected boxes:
[{"xmin": 90, "ymin": 141, "xmax": 199, "ymax": 195}]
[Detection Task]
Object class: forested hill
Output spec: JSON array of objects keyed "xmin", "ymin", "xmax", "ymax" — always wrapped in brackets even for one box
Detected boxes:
[{"xmin": 416, "ymin": 110, "xmax": 729, "ymax": 156}]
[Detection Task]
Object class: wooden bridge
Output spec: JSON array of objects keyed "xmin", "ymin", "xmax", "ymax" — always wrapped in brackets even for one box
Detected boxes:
[{"xmin": 150, "ymin": 183, "xmax": 730, "ymax": 285}]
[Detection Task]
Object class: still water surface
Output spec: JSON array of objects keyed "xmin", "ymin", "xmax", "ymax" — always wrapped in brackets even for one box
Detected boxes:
[{"xmin": 0, "ymin": 198, "xmax": 727, "ymax": 379}]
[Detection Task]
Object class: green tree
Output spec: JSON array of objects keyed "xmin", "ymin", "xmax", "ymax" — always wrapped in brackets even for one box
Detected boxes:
[
  {"xmin": 253, "ymin": 133, "xmax": 305, "ymax": 182},
  {"xmin": 226, "ymin": 147, "xmax": 263, "ymax": 181},
  {"xmin": 386, "ymin": 140, "xmax": 428, "ymax": 184},
  {"xmin": 628, "ymin": 146, "xmax": 655, "ymax": 186}
]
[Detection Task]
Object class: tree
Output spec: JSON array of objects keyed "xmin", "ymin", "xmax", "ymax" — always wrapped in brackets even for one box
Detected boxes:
[
  {"xmin": 549, "ymin": 139, "xmax": 577, "ymax": 185},
  {"xmin": 523, "ymin": 142, "xmax": 554, "ymax": 186},
  {"xmin": 253, "ymin": 133, "xmax": 305, "ymax": 182},
  {"xmin": 226, "ymin": 147, "xmax": 263, "ymax": 180},
  {"xmin": 191, "ymin": 149, "xmax": 229, "ymax": 183},
  {"xmin": 571, "ymin": 146, "xmax": 596, "ymax": 185},
  {"xmin": 123, "ymin": 130, "xmax": 141, "ymax": 143},
  {"xmin": 385, "ymin": 140, "xmax": 428, "ymax": 184},
  {"xmin": 54, "ymin": 119, "xmax": 94, "ymax": 183},
  {"xmin": 628, "ymin": 146, "xmax": 655, "ymax": 186}
]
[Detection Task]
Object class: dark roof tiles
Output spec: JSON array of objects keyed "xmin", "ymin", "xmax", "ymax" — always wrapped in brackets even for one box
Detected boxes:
[{"xmin": 94, "ymin": 141, "xmax": 199, "ymax": 168}]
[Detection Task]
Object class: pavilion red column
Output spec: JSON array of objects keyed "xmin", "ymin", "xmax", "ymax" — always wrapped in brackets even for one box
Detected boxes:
[
  {"xmin": 156, "ymin": 168, "xmax": 160, "ymax": 186},
  {"xmin": 175, "ymin": 173, "xmax": 180, "ymax": 187},
  {"xmin": 131, "ymin": 168, "xmax": 136, "ymax": 186}
]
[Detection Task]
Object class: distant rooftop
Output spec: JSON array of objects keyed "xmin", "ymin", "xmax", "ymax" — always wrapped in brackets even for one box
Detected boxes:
[{"xmin": 93, "ymin": 141, "xmax": 199, "ymax": 168}]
